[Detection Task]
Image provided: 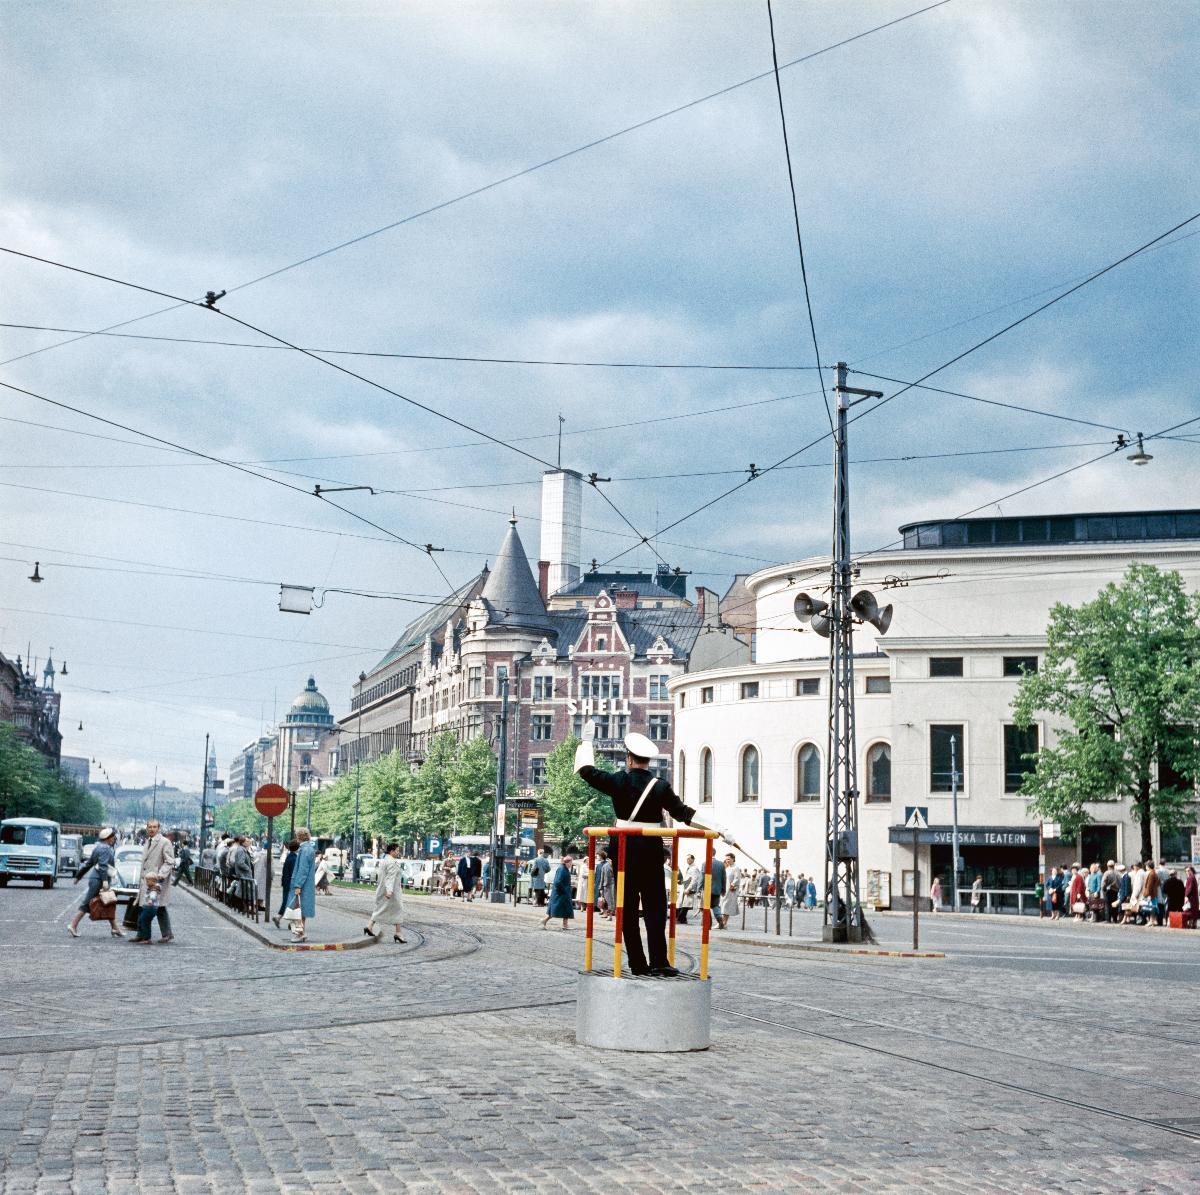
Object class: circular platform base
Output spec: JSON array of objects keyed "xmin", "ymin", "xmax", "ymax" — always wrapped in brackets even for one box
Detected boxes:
[{"xmin": 575, "ymin": 971, "xmax": 711, "ymax": 1052}]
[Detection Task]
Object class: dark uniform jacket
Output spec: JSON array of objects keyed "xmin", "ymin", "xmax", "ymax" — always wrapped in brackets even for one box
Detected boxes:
[{"xmin": 577, "ymin": 766, "xmax": 696, "ymax": 829}]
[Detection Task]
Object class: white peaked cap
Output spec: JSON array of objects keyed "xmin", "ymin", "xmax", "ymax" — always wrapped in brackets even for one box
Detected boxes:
[{"xmin": 623, "ymin": 731, "xmax": 659, "ymax": 760}]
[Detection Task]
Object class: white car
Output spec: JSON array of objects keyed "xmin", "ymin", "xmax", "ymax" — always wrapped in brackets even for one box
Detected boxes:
[
  {"xmin": 110, "ymin": 846, "xmax": 144, "ymax": 902},
  {"xmin": 356, "ymin": 854, "xmax": 379, "ymax": 883}
]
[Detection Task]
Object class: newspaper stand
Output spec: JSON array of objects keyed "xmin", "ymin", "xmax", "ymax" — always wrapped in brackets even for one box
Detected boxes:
[{"xmin": 576, "ymin": 824, "xmax": 718, "ymax": 1052}]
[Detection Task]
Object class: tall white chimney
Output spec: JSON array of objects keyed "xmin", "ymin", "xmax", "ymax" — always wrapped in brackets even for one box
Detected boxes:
[{"xmin": 539, "ymin": 469, "xmax": 582, "ymax": 596}]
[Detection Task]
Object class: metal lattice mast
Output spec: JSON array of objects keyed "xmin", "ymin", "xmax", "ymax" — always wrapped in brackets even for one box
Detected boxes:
[{"xmin": 823, "ymin": 363, "xmax": 882, "ymax": 943}]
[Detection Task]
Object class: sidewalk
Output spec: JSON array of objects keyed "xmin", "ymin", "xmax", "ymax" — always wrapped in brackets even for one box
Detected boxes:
[
  {"xmin": 183, "ymin": 882, "xmax": 379, "ymax": 952},
  {"xmin": 378, "ymin": 888, "xmax": 945, "ymax": 959}
]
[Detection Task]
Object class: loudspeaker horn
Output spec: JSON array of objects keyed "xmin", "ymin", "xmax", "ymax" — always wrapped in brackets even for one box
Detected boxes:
[
  {"xmin": 851, "ymin": 588, "xmax": 893, "ymax": 635},
  {"xmin": 793, "ymin": 592, "xmax": 829, "ymax": 622},
  {"xmin": 810, "ymin": 611, "xmax": 833, "ymax": 638}
]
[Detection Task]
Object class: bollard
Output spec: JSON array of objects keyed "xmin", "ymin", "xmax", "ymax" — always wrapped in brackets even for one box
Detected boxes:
[
  {"xmin": 741, "ymin": 896, "xmax": 747, "ymax": 931},
  {"xmin": 763, "ymin": 901, "xmax": 769, "ymax": 933},
  {"xmin": 789, "ymin": 903, "xmax": 794, "ymax": 937}
]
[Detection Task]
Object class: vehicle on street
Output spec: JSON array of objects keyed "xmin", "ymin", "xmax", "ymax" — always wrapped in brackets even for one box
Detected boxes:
[
  {"xmin": 357, "ymin": 854, "xmax": 379, "ymax": 884},
  {"xmin": 0, "ymin": 818, "xmax": 61, "ymax": 888},
  {"xmin": 58, "ymin": 833, "xmax": 83, "ymax": 875},
  {"xmin": 110, "ymin": 845, "xmax": 144, "ymax": 903},
  {"xmin": 401, "ymin": 859, "xmax": 438, "ymax": 890}
]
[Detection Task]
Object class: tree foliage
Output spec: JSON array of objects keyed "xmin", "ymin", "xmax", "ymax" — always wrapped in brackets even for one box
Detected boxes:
[
  {"xmin": 0, "ymin": 723, "xmax": 107, "ymax": 825},
  {"xmin": 257, "ymin": 733, "xmax": 501, "ymax": 848},
  {"xmin": 1012, "ymin": 563, "xmax": 1200, "ymax": 856},
  {"xmin": 540, "ymin": 736, "xmax": 614, "ymax": 851}
]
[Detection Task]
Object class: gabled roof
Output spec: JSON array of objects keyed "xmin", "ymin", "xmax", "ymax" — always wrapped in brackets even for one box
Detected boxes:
[
  {"xmin": 548, "ymin": 606, "xmax": 702, "ymax": 660},
  {"xmin": 372, "ymin": 571, "xmax": 486, "ymax": 673},
  {"xmin": 479, "ymin": 521, "xmax": 556, "ymax": 636}
]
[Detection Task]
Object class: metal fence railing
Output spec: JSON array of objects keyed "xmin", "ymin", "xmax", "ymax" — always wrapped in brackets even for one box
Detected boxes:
[{"xmin": 195, "ymin": 866, "xmax": 260, "ymax": 922}]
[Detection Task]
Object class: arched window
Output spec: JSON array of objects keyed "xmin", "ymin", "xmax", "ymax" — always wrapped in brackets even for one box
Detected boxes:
[
  {"xmin": 677, "ymin": 752, "xmax": 686, "ymax": 799},
  {"xmin": 701, "ymin": 749, "xmax": 713, "ymax": 803},
  {"xmin": 866, "ymin": 743, "xmax": 892, "ymax": 802},
  {"xmin": 795, "ymin": 744, "xmax": 820, "ymax": 802},
  {"xmin": 739, "ymin": 745, "xmax": 760, "ymax": 803}
]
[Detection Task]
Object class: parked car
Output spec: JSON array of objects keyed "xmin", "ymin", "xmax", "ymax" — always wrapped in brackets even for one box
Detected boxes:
[
  {"xmin": 58, "ymin": 833, "xmax": 83, "ymax": 876},
  {"xmin": 357, "ymin": 854, "xmax": 379, "ymax": 884},
  {"xmin": 110, "ymin": 846, "xmax": 144, "ymax": 903}
]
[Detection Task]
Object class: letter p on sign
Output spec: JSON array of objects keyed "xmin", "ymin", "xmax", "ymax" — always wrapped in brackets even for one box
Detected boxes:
[{"xmin": 763, "ymin": 808, "xmax": 793, "ymax": 842}]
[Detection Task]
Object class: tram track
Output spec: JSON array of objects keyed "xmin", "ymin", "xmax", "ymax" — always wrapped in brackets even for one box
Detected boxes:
[
  {"xmin": 716, "ymin": 944, "xmax": 1200, "ymax": 1050},
  {"xmin": 712, "ymin": 1002, "xmax": 1200, "ymax": 1143}
]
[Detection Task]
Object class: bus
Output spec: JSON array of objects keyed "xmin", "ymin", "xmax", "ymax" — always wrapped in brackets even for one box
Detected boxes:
[{"xmin": 0, "ymin": 818, "xmax": 61, "ymax": 888}]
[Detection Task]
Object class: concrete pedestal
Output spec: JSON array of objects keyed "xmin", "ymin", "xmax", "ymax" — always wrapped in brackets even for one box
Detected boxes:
[{"xmin": 575, "ymin": 972, "xmax": 711, "ymax": 1052}]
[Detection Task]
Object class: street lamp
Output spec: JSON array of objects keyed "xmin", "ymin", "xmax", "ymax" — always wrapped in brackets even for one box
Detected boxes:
[{"xmin": 352, "ymin": 671, "xmax": 365, "ymax": 883}]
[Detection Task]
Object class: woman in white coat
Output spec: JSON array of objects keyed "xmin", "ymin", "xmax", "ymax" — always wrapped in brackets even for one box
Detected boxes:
[{"xmin": 364, "ymin": 843, "xmax": 406, "ymax": 943}]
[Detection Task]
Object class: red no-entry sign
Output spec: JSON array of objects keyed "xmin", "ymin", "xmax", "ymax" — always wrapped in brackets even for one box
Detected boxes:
[{"xmin": 254, "ymin": 784, "xmax": 290, "ymax": 818}]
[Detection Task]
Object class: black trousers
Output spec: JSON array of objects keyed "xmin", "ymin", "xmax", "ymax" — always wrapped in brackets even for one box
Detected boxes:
[{"xmin": 622, "ymin": 840, "xmax": 668, "ymax": 972}]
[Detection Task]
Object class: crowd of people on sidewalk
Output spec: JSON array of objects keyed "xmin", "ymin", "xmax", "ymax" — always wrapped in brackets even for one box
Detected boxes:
[{"xmin": 1042, "ymin": 860, "xmax": 1198, "ymax": 926}]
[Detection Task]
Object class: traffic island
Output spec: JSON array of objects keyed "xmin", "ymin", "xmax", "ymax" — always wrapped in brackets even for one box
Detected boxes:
[
  {"xmin": 576, "ymin": 971, "xmax": 711, "ymax": 1052},
  {"xmin": 182, "ymin": 883, "xmax": 380, "ymax": 952}
]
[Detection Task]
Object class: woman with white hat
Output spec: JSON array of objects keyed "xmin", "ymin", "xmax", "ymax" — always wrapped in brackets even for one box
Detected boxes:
[{"xmin": 67, "ymin": 828, "xmax": 124, "ymax": 938}]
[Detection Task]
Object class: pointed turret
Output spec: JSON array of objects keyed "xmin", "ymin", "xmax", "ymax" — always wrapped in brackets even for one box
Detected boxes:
[{"xmin": 479, "ymin": 519, "xmax": 557, "ymax": 637}]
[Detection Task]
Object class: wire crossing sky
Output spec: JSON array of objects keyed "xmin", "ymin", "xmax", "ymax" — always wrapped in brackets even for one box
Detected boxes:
[{"xmin": 1, "ymin": 2, "xmax": 1195, "ymax": 785}]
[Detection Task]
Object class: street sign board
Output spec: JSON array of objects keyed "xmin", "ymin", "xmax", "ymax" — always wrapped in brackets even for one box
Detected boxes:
[
  {"xmin": 254, "ymin": 783, "xmax": 290, "ymax": 818},
  {"xmin": 904, "ymin": 806, "xmax": 929, "ymax": 830},
  {"xmin": 767, "ymin": 839, "xmax": 789, "ymax": 850},
  {"xmin": 763, "ymin": 808, "xmax": 793, "ymax": 841},
  {"xmin": 426, "ymin": 834, "xmax": 443, "ymax": 855}
]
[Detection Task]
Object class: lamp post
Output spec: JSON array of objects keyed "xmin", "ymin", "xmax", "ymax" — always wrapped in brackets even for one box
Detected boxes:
[
  {"xmin": 489, "ymin": 674, "xmax": 510, "ymax": 903},
  {"xmin": 352, "ymin": 672, "xmax": 365, "ymax": 883},
  {"xmin": 950, "ymin": 735, "xmax": 961, "ymax": 912}
]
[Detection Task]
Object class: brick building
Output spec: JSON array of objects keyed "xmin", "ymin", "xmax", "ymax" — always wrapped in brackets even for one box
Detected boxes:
[{"xmin": 405, "ymin": 518, "xmax": 702, "ymax": 790}]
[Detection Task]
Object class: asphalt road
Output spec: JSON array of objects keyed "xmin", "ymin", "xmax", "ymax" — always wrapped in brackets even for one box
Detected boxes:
[{"xmin": 1, "ymin": 881, "xmax": 1197, "ymax": 1193}]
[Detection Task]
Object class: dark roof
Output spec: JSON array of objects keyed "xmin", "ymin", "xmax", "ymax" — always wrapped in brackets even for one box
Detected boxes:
[
  {"xmin": 900, "ymin": 509, "xmax": 1200, "ymax": 550},
  {"xmin": 560, "ymin": 566, "xmax": 687, "ymax": 601},
  {"xmin": 372, "ymin": 571, "xmax": 486, "ymax": 672},
  {"xmin": 480, "ymin": 521, "xmax": 557, "ymax": 636},
  {"xmin": 548, "ymin": 606, "xmax": 702, "ymax": 660}
]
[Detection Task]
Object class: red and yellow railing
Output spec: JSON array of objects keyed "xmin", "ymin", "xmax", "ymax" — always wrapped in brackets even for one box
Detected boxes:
[{"xmin": 583, "ymin": 826, "xmax": 720, "ymax": 980}]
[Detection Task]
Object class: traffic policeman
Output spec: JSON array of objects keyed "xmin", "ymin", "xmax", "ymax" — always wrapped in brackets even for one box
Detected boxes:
[{"xmin": 575, "ymin": 727, "xmax": 728, "ymax": 977}]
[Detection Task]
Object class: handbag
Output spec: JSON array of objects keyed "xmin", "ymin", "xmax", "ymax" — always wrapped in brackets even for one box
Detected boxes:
[
  {"xmin": 98, "ymin": 884, "xmax": 118, "ymax": 906},
  {"xmin": 282, "ymin": 905, "xmax": 303, "ymax": 923},
  {"xmin": 1071, "ymin": 901, "xmax": 1086, "ymax": 914}
]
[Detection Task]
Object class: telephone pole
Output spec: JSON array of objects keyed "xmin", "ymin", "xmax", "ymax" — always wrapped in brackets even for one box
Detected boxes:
[
  {"xmin": 823, "ymin": 363, "xmax": 883, "ymax": 943},
  {"xmin": 489, "ymin": 675, "xmax": 511, "ymax": 903}
]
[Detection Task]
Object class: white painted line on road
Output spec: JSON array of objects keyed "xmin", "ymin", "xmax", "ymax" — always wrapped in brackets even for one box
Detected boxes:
[{"xmin": 961, "ymin": 951, "xmax": 1200, "ymax": 966}]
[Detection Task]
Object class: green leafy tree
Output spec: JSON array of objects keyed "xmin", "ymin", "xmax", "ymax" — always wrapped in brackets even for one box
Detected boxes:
[
  {"xmin": 359, "ymin": 749, "xmax": 418, "ymax": 844},
  {"xmin": 540, "ymin": 736, "xmax": 614, "ymax": 851},
  {"xmin": 212, "ymin": 798, "xmax": 267, "ymax": 837},
  {"xmin": 410, "ymin": 731, "xmax": 458, "ymax": 837},
  {"xmin": 1012, "ymin": 563, "xmax": 1200, "ymax": 857},
  {"xmin": 446, "ymin": 736, "xmax": 497, "ymax": 835},
  {"xmin": 307, "ymin": 775, "xmax": 354, "ymax": 838},
  {"xmin": 0, "ymin": 724, "xmax": 107, "ymax": 825}
]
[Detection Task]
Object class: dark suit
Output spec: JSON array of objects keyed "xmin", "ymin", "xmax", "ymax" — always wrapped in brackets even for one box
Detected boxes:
[
  {"xmin": 456, "ymin": 856, "xmax": 473, "ymax": 897},
  {"xmin": 577, "ymin": 764, "xmax": 696, "ymax": 973}
]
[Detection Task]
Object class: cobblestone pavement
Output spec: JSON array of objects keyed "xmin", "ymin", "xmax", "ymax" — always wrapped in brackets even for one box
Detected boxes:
[{"xmin": 1, "ymin": 883, "xmax": 1197, "ymax": 1193}]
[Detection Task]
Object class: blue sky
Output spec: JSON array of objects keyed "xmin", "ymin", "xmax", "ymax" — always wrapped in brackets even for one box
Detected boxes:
[{"xmin": 1, "ymin": 1, "xmax": 1196, "ymax": 787}]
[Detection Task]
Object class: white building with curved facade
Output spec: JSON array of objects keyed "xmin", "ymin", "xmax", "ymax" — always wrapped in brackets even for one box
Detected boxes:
[{"xmin": 671, "ymin": 509, "xmax": 1200, "ymax": 909}]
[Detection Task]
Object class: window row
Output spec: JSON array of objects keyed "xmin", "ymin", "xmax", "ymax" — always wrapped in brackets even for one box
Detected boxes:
[{"xmin": 680, "ymin": 744, "xmax": 892, "ymax": 805}]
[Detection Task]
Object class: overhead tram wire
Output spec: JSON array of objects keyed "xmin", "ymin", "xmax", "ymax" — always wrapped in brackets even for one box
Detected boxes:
[
  {"xmin": 767, "ymin": 0, "xmax": 832, "ymax": 432},
  {"xmin": 0, "ymin": 1, "xmax": 954, "ymax": 371},
  {"xmin": 0, "ymin": 376, "xmax": 453, "ymax": 586},
  {"xmin": 846, "ymin": 411, "xmax": 1200, "ymax": 564},
  {"xmin": 0, "ymin": 323, "xmax": 830, "ymax": 372},
  {"xmin": 590, "ymin": 207, "xmax": 1200, "ymax": 570}
]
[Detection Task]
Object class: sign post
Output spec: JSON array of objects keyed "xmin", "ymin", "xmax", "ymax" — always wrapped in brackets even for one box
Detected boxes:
[
  {"xmin": 763, "ymin": 810, "xmax": 793, "ymax": 938},
  {"xmin": 905, "ymin": 807, "xmax": 928, "ymax": 950},
  {"xmin": 255, "ymin": 784, "xmax": 290, "ymax": 921}
]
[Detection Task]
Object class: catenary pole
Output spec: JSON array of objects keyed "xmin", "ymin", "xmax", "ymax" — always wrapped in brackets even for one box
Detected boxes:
[
  {"xmin": 951, "ymin": 734, "xmax": 961, "ymax": 912},
  {"xmin": 490, "ymin": 674, "xmax": 510, "ymax": 903},
  {"xmin": 823, "ymin": 363, "xmax": 881, "ymax": 943}
]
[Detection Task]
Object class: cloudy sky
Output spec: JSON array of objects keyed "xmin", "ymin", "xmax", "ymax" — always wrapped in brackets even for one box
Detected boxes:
[{"xmin": 1, "ymin": 1, "xmax": 1196, "ymax": 788}]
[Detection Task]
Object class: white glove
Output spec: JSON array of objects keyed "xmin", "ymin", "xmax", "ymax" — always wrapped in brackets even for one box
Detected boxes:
[
  {"xmin": 694, "ymin": 819, "xmax": 734, "ymax": 846},
  {"xmin": 573, "ymin": 740, "xmax": 595, "ymax": 774}
]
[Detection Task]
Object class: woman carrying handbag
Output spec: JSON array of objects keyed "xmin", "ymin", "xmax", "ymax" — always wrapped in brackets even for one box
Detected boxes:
[
  {"xmin": 67, "ymin": 827, "xmax": 124, "ymax": 938},
  {"xmin": 363, "ymin": 844, "xmax": 406, "ymax": 943}
]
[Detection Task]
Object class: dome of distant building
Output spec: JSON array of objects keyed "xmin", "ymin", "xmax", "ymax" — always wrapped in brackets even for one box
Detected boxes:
[{"xmin": 286, "ymin": 676, "xmax": 334, "ymax": 726}]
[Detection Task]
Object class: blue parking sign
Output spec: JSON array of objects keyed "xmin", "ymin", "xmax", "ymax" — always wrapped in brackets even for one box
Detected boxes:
[{"xmin": 763, "ymin": 808, "xmax": 793, "ymax": 841}]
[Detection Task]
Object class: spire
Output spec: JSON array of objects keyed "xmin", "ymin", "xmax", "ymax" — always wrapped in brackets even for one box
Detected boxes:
[{"xmin": 479, "ymin": 519, "xmax": 556, "ymax": 636}]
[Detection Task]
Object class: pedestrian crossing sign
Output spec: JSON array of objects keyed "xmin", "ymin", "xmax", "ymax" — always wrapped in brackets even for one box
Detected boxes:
[{"xmin": 904, "ymin": 806, "xmax": 929, "ymax": 830}]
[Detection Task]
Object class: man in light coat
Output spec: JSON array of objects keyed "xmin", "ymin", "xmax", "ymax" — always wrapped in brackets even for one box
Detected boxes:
[
  {"xmin": 678, "ymin": 854, "xmax": 702, "ymax": 925},
  {"xmin": 132, "ymin": 818, "xmax": 176, "ymax": 945},
  {"xmin": 530, "ymin": 847, "xmax": 552, "ymax": 907}
]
